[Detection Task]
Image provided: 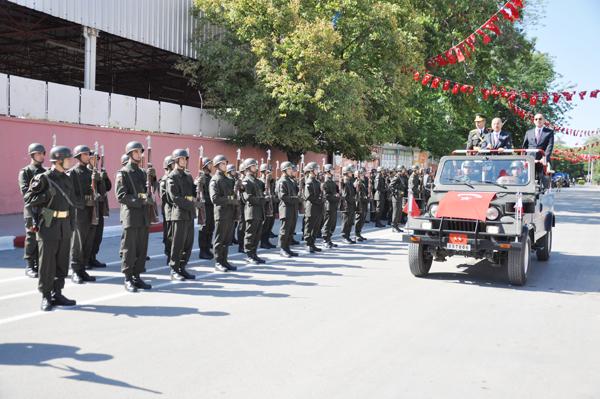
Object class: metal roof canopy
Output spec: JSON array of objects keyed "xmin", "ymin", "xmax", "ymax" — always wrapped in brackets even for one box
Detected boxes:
[
  {"xmin": 0, "ymin": 0, "xmax": 210, "ymax": 108},
  {"xmin": 5, "ymin": 0, "xmax": 210, "ymax": 58}
]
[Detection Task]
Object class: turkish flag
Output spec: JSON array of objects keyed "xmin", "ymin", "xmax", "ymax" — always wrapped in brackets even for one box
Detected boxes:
[
  {"xmin": 403, "ymin": 197, "xmax": 421, "ymax": 217},
  {"xmin": 435, "ymin": 192, "xmax": 496, "ymax": 221}
]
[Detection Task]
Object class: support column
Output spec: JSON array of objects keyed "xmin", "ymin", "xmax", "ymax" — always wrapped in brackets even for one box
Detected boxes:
[{"xmin": 83, "ymin": 27, "xmax": 99, "ymax": 90}]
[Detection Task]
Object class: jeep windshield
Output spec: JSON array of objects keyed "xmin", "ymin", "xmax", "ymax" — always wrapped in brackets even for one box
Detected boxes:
[{"xmin": 439, "ymin": 158, "xmax": 531, "ymax": 186}]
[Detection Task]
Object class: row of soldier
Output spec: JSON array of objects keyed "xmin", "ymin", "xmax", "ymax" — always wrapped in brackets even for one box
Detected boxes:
[{"xmin": 19, "ymin": 140, "xmax": 431, "ymax": 311}]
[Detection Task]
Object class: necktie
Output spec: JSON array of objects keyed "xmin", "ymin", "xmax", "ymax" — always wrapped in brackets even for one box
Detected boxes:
[
  {"xmin": 494, "ymin": 133, "xmax": 499, "ymax": 147},
  {"xmin": 536, "ymin": 128, "xmax": 541, "ymax": 144}
]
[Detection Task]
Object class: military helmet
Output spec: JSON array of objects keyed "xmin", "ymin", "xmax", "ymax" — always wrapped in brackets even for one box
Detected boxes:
[
  {"xmin": 163, "ymin": 155, "xmax": 174, "ymax": 169},
  {"xmin": 171, "ymin": 148, "xmax": 189, "ymax": 160},
  {"xmin": 226, "ymin": 164, "xmax": 236, "ymax": 173},
  {"xmin": 202, "ymin": 157, "xmax": 212, "ymax": 168},
  {"xmin": 280, "ymin": 161, "xmax": 293, "ymax": 172},
  {"xmin": 462, "ymin": 160, "xmax": 477, "ymax": 171},
  {"xmin": 213, "ymin": 154, "xmax": 227, "ymax": 167},
  {"xmin": 342, "ymin": 165, "xmax": 354, "ymax": 174},
  {"xmin": 73, "ymin": 145, "xmax": 91, "ymax": 158},
  {"xmin": 323, "ymin": 164, "xmax": 334, "ymax": 173},
  {"xmin": 376, "ymin": 166, "xmax": 383, "ymax": 173},
  {"xmin": 49, "ymin": 146, "xmax": 72, "ymax": 163},
  {"xmin": 303, "ymin": 161, "xmax": 318, "ymax": 173},
  {"xmin": 358, "ymin": 167, "xmax": 366, "ymax": 174},
  {"xmin": 121, "ymin": 154, "xmax": 129, "ymax": 166},
  {"xmin": 510, "ymin": 160, "xmax": 525, "ymax": 170},
  {"xmin": 243, "ymin": 158, "xmax": 258, "ymax": 171},
  {"xmin": 28, "ymin": 143, "xmax": 46, "ymax": 155},
  {"xmin": 259, "ymin": 163, "xmax": 270, "ymax": 172},
  {"xmin": 412, "ymin": 164, "xmax": 420, "ymax": 171},
  {"xmin": 125, "ymin": 141, "xmax": 144, "ymax": 154}
]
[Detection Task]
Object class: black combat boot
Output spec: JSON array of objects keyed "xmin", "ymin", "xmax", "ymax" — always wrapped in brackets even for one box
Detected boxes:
[
  {"xmin": 71, "ymin": 270, "xmax": 96, "ymax": 284},
  {"xmin": 170, "ymin": 269, "xmax": 186, "ymax": 281},
  {"xmin": 25, "ymin": 259, "xmax": 38, "ymax": 278},
  {"xmin": 41, "ymin": 293, "xmax": 53, "ymax": 311},
  {"xmin": 51, "ymin": 290, "xmax": 76, "ymax": 306},
  {"xmin": 199, "ymin": 249, "xmax": 214, "ymax": 259},
  {"xmin": 179, "ymin": 268, "xmax": 196, "ymax": 280},
  {"xmin": 89, "ymin": 258, "xmax": 107, "ymax": 268},
  {"xmin": 133, "ymin": 275, "xmax": 152, "ymax": 289}
]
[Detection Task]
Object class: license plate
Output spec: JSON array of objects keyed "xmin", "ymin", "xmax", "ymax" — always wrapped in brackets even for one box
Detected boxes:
[{"xmin": 446, "ymin": 243, "xmax": 471, "ymax": 251}]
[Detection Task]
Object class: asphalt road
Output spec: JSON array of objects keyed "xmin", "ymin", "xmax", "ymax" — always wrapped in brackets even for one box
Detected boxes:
[{"xmin": 0, "ymin": 187, "xmax": 599, "ymax": 399}]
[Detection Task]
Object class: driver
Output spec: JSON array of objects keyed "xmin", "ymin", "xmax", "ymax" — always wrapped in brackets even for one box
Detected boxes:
[
  {"xmin": 459, "ymin": 160, "xmax": 481, "ymax": 182},
  {"xmin": 497, "ymin": 160, "xmax": 527, "ymax": 185}
]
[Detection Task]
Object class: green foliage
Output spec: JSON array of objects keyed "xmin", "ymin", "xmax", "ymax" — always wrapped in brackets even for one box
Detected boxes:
[{"xmin": 179, "ymin": 0, "xmax": 563, "ymax": 160}]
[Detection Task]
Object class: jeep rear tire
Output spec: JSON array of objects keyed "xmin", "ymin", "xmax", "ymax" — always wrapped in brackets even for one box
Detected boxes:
[
  {"xmin": 535, "ymin": 230, "xmax": 552, "ymax": 261},
  {"xmin": 408, "ymin": 242, "xmax": 433, "ymax": 277},
  {"xmin": 507, "ymin": 236, "xmax": 531, "ymax": 286}
]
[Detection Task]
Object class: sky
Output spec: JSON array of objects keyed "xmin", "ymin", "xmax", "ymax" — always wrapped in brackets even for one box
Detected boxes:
[{"xmin": 523, "ymin": 0, "xmax": 600, "ymax": 146}]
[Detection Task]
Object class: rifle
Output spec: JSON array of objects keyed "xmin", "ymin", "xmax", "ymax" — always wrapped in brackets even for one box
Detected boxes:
[
  {"xmin": 196, "ymin": 146, "xmax": 207, "ymax": 225},
  {"xmin": 265, "ymin": 149, "xmax": 274, "ymax": 217},
  {"xmin": 90, "ymin": 141, "xmax": 99, "ymax": 226},
  {"xmin": 100, "ymin": 144, "xmax": 109, "ymax": 217},
  {"xmin": 298, "ymin": 153, "xmax": 305, "ymax": 213},
  {"xmin": 233, "ymin": 148, "xmax": 242, "ymax": 222},
  {"xmin": 367, "ymin": 165, "xmax": 375, "ymax": 212},
  {"xmin": 338, "ymin": 162, "xmax": 346, "ymax": 212},
  {"xmin": 145, "ymin": 135, "xmax": 159, "ymax": 224}
]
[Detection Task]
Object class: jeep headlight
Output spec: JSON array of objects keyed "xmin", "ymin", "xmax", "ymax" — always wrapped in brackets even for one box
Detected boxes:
[
  {"xmin": 429, "ymin": 204, "xmax": 439, "ymax": 217},
  {"xmin": 486, "ymin": 226, "xmax": 500, "ymax": 234},
  {"xmin": 486, "ymin": 207, "xmax": 500, "ymax": 220},
  {"xmin": 421, "ymin": 221, "xmax": 432, "ymax": 230}
]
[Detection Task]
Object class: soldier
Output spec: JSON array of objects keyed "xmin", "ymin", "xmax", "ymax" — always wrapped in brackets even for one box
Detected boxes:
[
  {"xmin": 467, "ymin": 114, "xmax": 487, "ymax": 150},
  {"xmin": 241, "ymin": 158, "xmax": 267, "ymax": 264},
  {"xmin": 368, "ymin": 168, "xmax": 376, "ymax": 223},
  {"xmin": 159, "ymin": 155, "xmax": 175, "ymax": 265},
  {"xmin": 354, "ymin": 167, "xmax": 369, "ymax": 241},
  {"xmin": 399, "ymin": 166, "xmax": 410, "ymax": 224},
  {"xmin": 18, "ymin": 143, "xmax": 46, "ymax": 278},
  {"xmin": 303, "ymin": 162, "xmax": 324, "ymax": 253},
  {"xmin": 24, "ymin": 146, "xmax": 77, "ymax": 311},
  {"xmin": 372, "ymin": 166, "xmax": 387, "ymax": 227},
  {"xmin": 409, "ymin": 165, "xmax": 421, "ymax": 207},
  {"xmin": 228, "ymin": 164, "xmax": 245, "ymax": 253},
  {"xmin": 88, "ymin": 151, "xmax": 111, "ymax": 269},
  {"xmin": 197, "ymin": 156, "xmax": 215, "ymax": 259},
  {"xmin": 321, "ymin": 164, "xmax": 339, "ymax": 248},
  {"xmin": 259, "ymin": 164, "xmax": 276, "ymax": 249},
  {"xmin": 210, "ymin": 155, "xmax": 238, "ymax": 272},
  {"xmin": 389, "ymin": 166, "xmax": 407, "ymax": 232},
  {"xmin": 385, "ymin": 168, "xmax": 394, "ymax": 225},
  {"xmin": 277, "ymin": 161, "xmax": 300, "ymax": 258},
  {"xmin": 68, "ymin": 145, "xmax": 97, "ymax": 284},
  {"xmin": 166, "ymin": 149, "xmax": 197, "ymax": 281},
  {"xmin": 340, "ymin": 165, "xmax": 356, "ymax": 244},
  {"xmin": 115, "ymin": 141, "xmax": 154, "ymax": 292}
]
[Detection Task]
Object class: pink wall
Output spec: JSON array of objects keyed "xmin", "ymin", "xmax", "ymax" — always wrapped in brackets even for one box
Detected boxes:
[{"xmin": 0, "ymin": 116, "xmax": 323, "ymax": 215}]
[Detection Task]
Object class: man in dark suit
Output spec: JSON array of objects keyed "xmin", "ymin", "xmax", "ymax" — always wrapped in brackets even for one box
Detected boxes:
[
  {"xmin": 522, "ymin": 113, "xmax": 554, "ymax": 186},
  {"xmin": 482, "ymin": 117, "xmax": 513, "ymax": 151}
]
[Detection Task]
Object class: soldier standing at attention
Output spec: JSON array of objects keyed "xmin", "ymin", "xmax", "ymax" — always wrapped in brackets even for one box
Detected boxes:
[
  {"xmin": 373, "ymin": 166, "xmax": 386, "ymax": 227},
  {"xmin": 210, "ymin": 155, "xmax": 238, "ymax": 272},
  {"xmin": 277, "ymin": 161, "xmax": 300, "ymax": 258},
  {"xmin": 303, "ymin": 162, "xmax": 324, "ymax": 253},
  {"xmin": 88, "ymin": 151, "xmax": 111, "ymax": 269},
  {"xmin": 259, "ymin": 164, "xmax": 277, "ymax": 249},
  {"xmin": 68, "ymin": 145, "xmax": 97, "ymax": 284},
  {"xmin": 197, "ymin": 157, "xmax": 215, "ymax": 260},
  {"xmin": 399, "ymin": 166, "xmax": 410, "ymax": 224},
  {"xmin": 166, "ymin": 149, "xmax": 197, "ymax": 281},
  {"xmin": 18, "ymin": 143, "xmax": 46, "ymax": 278},
  {"xmin": 354, "ymin": 167, "xmax": 369, "ymax": 242},
  {"xmin": 341, "ymin": 165, "xmax": 357, "ymax": 244},
  {"xmin": 409, "ymin": 165, "xmax": 421, "ymax": 208},
  {"xmin": 389, "ymin": 166, "xmax": 406, "ymax": 232},
  {"xmin": 467, "ymin": 114, "xmax": 487, "ymax": 150},
  {"xmin": 25, "ymin": 146, "xmax": 77, "ymax": 311},
  {"xmin": 321, "ymin": 164, "xmax": 339, "ymax": 249},
  {"xmin": 241, "ymin": 158, "xmax": 267, "ymax": 264},
  {"xmin": 115, "ymin": 141, "xmax": 154, "ymax": 292},
  {"xmin": 159, "ymin": 155, "xmax": 175, "ymax": 265}
]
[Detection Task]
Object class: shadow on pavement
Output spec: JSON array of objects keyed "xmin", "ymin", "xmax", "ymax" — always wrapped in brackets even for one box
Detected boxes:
[
  {"xmin": 0, "ymin": 343, "xmax": 161, "ymax": 394},
  {"xmin": 76, "ymin": 304, "xmax": 229, "ymax": 318}
]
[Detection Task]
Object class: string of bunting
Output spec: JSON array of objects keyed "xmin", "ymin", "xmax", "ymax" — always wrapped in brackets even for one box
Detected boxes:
[
  {"xmin": 426, "ymin": 0, "xmax": 525, "ymax": 69},
  {"xmin": 507, "ymin": 102, "xmax": 600, "ymax": 137}
]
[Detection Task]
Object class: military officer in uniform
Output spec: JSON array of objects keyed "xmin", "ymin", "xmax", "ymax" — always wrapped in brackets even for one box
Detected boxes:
[
  {"xmin": 467, "ymin": 114, "xmax": 487, "ymax": 150},
  {"xmin": 88, "ymin": 151, "xmax": 111, "ymax": 269},
  {"xmin": 303, "ymin": 162, "xmax": 324, "ymax": 253},
  {"xmin": 341, "ymin": 165, "xmax": 356, "ymax": 244},
  {"xmin": 210, "ymin": 155, "xmax": 238, "ymax": 272},
  {"xmin": 259, "ymin": 163, "xmax": 277, "ymax": 249},
  {"xmin": 197, "ymin": 156, "xmax": 215, "ymax": 259},
  {"xmin": 373, "ymin": 167, "xmax": 386, "ymax": 227},
  {"xmin": 321, "ymin": 164, "xmax": 339, "ymax": 249},
  {"xmin": 166, "ymin": 149, "xmax": 197, "ymax": 280},
  {"xmin": 389, "ymin": 166, "xmax": 407, "ymax": 232},
  {"xmin": 241, "ymin": 158, "xmax": 267, "ymax": 264},
  {"xmin": 18, "ymin": 143, "xmax": 46, "ymax": 278},
  {"xmin": 115, "ymin": 141, "xmax": 154, "ymax": 292},
  {"xmin": 277, "ymin": 161, "xmax": 300, "ymax": 258},
  {"xmin": 25, "ymin": 146, "xmax": 77, "ymax": 311},
  {"xmin": 159, "ymin": 155, "xmax": 175, "ymax": 264},
  {"xmin": 68, "ymin": 145, "xmax": 97, "ymax": 284},
  {"xmin": 354, "ymin": 167, "xmax": 369, "ymax": 241}
]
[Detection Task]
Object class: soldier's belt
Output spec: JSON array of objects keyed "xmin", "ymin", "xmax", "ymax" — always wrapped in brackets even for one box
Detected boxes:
[
  {"xmin": 138, "ymin": 193, "xmax": 148, "ymax": 199},
  {"xmin": 53, "ymin": 210, "xmax": 69, "ymax": 218},
  {"xmin": 185, "ymin": 196, "xmax": 194, "ymax": 201},
  {"xmin": 84, "ymin": 195, "xmax": 94, "ymax": 201},
  {"xmin": 228, "ymin": 195, "xmax": 236, "ymax": 200}
]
